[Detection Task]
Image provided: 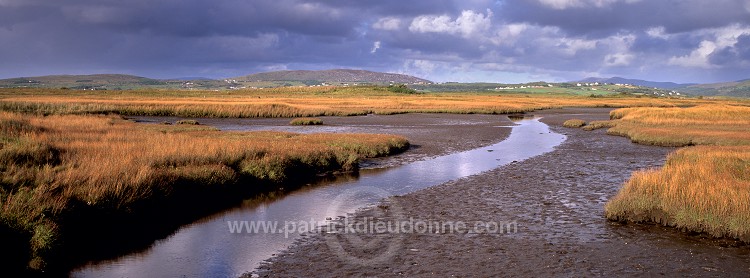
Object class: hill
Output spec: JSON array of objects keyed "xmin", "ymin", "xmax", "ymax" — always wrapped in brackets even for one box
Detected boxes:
[
  {"xmin": 0, "ymin": 74, "xmax": 165, "ymax": 89},
  {"xmin": 579, "ymin": 77, "xmax": 750, "ymax": 97},
  {"xmin": 232, "ymin": 69, "xmax": 431, "ymax": 85},
  {"xmin": 0, "ymin": 70, "xmax": 432, "ymax": 90},
  {"xmin": 579, "ymin": 77, "xmax": 693, "ymax": 89},
  {"xmin": 0, "ymin": 74, "xmax": 174, "ymax": 90},
  {"xmin": 0, "ymin": 74, "xmax": 229, "ymax": 90},
  {"xmin": 678, "ymin": 79, "xmax": 750, "ymax": 98}
]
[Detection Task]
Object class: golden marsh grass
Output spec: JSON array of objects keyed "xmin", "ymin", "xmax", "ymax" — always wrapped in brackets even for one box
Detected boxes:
[
  {"xmin": 562, "ymin": 119, "xmax": 586, "ymax": 128},
  {"xmin": 603, "ymin": 105, "xmax": 750, "ymax": 241},
  {"xmin": 607, "ymin": 105, "xmax": 750, "ymax": 146},
  {"xmin": 0, "ymin": 87, "xmax": 738, "ymax": 118},
  {"xmin": 0, "ymin": 111, "xmax": 408, "ymax": 268},
  {"xmin": 606, "ymin": 146, "xmax": 750, "ymax": 241},
  {"xmin": 290, "ymin": 117, "xmax": 323, "ymax": 125},
  {"xmin": 2, "ymin": 86, "xmax": 749, "ymax": 269}
]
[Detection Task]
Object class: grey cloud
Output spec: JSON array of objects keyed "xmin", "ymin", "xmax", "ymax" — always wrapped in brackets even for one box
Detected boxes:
[
  {"xmin": 0, "ymin": 0, "xmax": 749, "ymax": 82},
  {"xmin": 709, "ymin": 34, "xmax": 750, "ymax": 67},
  {"xmin": 498, "ymin": 0, "xmax": 750, "ymax": 37}
]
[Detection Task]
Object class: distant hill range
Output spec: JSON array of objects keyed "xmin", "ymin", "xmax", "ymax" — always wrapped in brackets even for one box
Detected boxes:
[
  {"xmin": 0, "ymin": 70, "xmax": 431, "ymax": 90},
  {"xmin": 0, "ymin": 74, "xmax": 235, "ymax": 90},
  {"xmin": 579, "ymin": 77, "xmax": 694, "ymax": 89},
  {"xmin": 0, "ymin": 74, "xmax": 164, "ymax": 88},
  {"xmin": 1, "ymin": 72, "xmax": 748, "ymax": 97},
  {"xmin": 232, "ymin": 69, "xmax": 431, "ymax": 84},
  {"xmin": 678, "ymin": 79, "xmax": 750, "ymax": 98},
  {"xmin": 580, "ymin": 76, "xmax": 750, "ymax": 98}
]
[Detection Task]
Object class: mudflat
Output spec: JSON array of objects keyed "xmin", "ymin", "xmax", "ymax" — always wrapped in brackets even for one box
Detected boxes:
[
  {"xmin": 252, "ymin": 108, "xmax": 750, "ymax": 277},
  {"xmin": 138, "ymin": 113, "xmax": 516, "ymax": 168}
]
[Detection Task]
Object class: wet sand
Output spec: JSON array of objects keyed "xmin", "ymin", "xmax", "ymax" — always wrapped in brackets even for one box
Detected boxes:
[{"xmin": 252, "ymin": 108, "xmax": 750, "ymax": 277}]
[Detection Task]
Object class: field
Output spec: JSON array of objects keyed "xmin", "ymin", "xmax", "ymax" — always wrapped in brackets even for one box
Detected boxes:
[
  {"xmin": 568, "ymin": 105, "xmax": 750, "ymax": 241},
  {"xmin": 0, "ymin": 111, "xmax": 407, "ymax": 270},
  {"xmin": 0, "ymin": 87, "xmax": 735, "ymax": 118}
]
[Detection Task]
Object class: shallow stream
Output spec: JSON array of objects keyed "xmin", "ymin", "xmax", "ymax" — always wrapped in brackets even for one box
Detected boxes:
[{"xmin": 71, "ymin": 116, "xmax": 565, "ymax": 277}]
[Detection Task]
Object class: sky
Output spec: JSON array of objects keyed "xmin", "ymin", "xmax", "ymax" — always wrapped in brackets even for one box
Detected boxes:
[{"xmin": 1, "ymin": 0, "xmax": 750, "ymax": 83}]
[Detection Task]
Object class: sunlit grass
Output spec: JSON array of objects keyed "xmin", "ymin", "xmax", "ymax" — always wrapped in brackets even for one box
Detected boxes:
[
  {"xmin": 606, "ymin": 146, "xmax": 750, "ymax": 241},
  {"xmin": 2, "ymin": 86, "xmax": 749, "ymax": 267},
  {"xmin": 606, "ymin": 105, "xmax": 750, "ymax": 146},
  {"xmin": 581, "ymin": 120, "xmax": 617, "ymax": 131},
  {"xmin": 562, "ymin": 119, "xmax": 586, "ymax": 128},
  {"xmin": 0, "ymin": 112, "xmax": 408, "ymax": 269},
  {"xmin": 1, "ymin": 87, "xmax": 739, "ymax": 118},
  {"xmin": 603, "ymin": 105, "xmax": 750, "ymax": 242}
]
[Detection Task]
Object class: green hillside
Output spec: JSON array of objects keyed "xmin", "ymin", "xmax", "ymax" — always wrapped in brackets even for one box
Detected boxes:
[
  {"xmin": 232, "ymin": 69, "xmax": 431, "ymax": 85},
  {"xmin": 678, "ymin": 80, "xmax": 750, "ymax": 98},
  {"xmin": 0, "ymin": 74, "xmax": 229, "ymax": 90}
]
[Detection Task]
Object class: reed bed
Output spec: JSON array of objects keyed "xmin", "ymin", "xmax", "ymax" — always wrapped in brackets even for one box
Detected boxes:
[
  {"xmin": 0, "ymin": 112, "xmax": 408, "ymax": 270},
  {"xmin": 0, "ymin": 87, "xmax": 733, "ymax": 118},
  {"xmin": 602, "ymin": 105, "xmax": 750, "ymax": 241},
  {"xmin": 606, "ymin": 105, "xmax": 750, "ymax": 146}
]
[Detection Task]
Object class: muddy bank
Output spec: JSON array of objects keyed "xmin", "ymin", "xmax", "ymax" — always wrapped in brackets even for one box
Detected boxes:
[
  {"xmin": 135, "ymin": 113, "xmax": 515, "ymax": 169},
  {"xmin": 70, "ymin": 113, "xmax": 516, "ymax": 276},
  {"xmin": 254, "ymin": 108, "xmax": 750, "ymax": 277},
  {"xmin": 318, "ymin": 114, "xmax": 515, "ymax": 168}
]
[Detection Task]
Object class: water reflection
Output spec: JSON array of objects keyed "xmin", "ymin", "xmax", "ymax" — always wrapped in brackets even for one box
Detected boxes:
[{"xmin": 72, "ymin": 117, "xmax": 565, "ymax": 278}]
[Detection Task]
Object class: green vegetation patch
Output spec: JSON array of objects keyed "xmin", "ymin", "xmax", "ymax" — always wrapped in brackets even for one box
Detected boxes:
[{"xmin": 387, "ymin": 84, "xmax": 420, "ymax": 94}]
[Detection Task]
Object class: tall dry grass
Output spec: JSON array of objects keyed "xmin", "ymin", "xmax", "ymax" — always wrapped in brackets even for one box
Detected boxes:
[
  {"xmin": 0, "ymin": 112, "xmax": 408, "ymax": 269},
  {"xmin": 607, "ymin": 104, "xmax": 750, "ymax": 146},
  {"xmin": 603, "ymin": 105, "xmax": 750, "ymax": 241},
  {"xmin": 606, "ymin": 146, "xmax": 750, "ymax": 240},
  {"xmin": 0, "ymin": 87, "xmax": 737, "ymax": 118}
]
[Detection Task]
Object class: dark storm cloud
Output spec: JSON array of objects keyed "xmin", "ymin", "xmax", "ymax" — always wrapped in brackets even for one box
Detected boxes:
[
  {"xmin": 0, "ymin": 0, "xmax": 379, "ymax": 78},
  {"xmin": 0, "ymin": 0, "xmax": 749, "ymax": 82},
  {"xmin": 306, "ymin": 0, "xmax": 459, "ymax": 16},
  {"xmin": 497, "ymin": 0, "xmax": 750, "ymax": 37},
  {"xmin": 709, "ymin": 34, "xmax": 750, "ymax": 66}
]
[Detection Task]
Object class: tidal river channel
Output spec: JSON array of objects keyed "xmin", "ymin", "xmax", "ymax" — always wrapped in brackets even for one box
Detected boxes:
[{"xmin": 71, "ymin": 116, "xmax": 565, "ymax": 277}]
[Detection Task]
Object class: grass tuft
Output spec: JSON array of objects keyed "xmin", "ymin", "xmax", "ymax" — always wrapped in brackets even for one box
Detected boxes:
[
  {"xmin": 562, "ymin": 119, "xmax": 586, "ymax": 128},
  {"xmin": 289, "ymin": 117, "xmax": 323, "ymax": 126},
  {"xmin": 175, "ymin": 119, "xmax": 200, "ymax": 125},
  {"xmin": 582, "ymin": 120, "xmax": 617, "ymax": 131}
]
